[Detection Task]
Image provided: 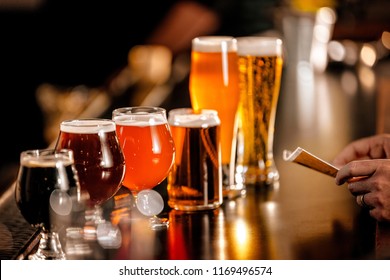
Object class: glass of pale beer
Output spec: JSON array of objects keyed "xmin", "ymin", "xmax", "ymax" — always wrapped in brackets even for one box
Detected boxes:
[
  {"xmin": 189, "ymin": 36, "xmax": 243, "ymax": 198},
  {"xmin": 235, "ymin": 36, "xmax": 283, "ymax": 186},
  {"xmin": 167, "ymin": 108, "xmax": 222, "ymax": 211}
]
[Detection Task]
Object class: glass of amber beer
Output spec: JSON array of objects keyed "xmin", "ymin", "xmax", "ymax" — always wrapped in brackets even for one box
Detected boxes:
[
  {"xmin": 189, "ymin": 36, "xmax": 243, "ymax": 198},
  {"xmin": 55, "ymin": 119, "xmax": 125, "ymax": 239},
  {"xmin": 235, "ymin": 37, "xmax": 283, "ymax": 186},
  {"xmin": 167, "ymin": 108, "xmax": 222, "ymax": 211},
  {"xmin": 112, "ymin": 106, "xmax": 175, "ymax": 229}
]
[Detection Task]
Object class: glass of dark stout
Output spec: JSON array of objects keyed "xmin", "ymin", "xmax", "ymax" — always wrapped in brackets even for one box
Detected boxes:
[{"xmin": 15, "ymin": 149, "xmax": 81, "ymax": 260}]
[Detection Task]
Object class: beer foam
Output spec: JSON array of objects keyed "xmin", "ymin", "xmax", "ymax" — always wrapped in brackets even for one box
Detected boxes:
[
  {"xmin": 113, "ymin": 115, "xmax": 167, "ymax": 127},
  {"xmin": 61, "ymin": 119, "xmax": 115, "ymax": 134},
  {"xmin": 192, "ymin": 36, "xmax": 237, "ymax": 52},
  {"xmin": 169, "ymin": 113, "xmax": 220, "ymax": 128},
  {"xmin": 237, "ymin": 37, "xmax": 283, "ymax": 56},
  {"xmin": 22, "ymin": 156, "xmax": 73, "ymax": 168}
]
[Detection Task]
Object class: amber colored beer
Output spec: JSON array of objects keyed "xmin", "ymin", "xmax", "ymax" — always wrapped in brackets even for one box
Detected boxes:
[
  {"xmin": 236, "ymin": 37, "xmax": 283, "ymax": 186},
  {"xmin": 167, "ymin": 108, "xmax": 222, "ymax": 211},
  {"xmin": 189, "ymin": 36, "xmax": 240, "ymax": 190},
  {"xmin": 113, "ymin": 108, "xmax": 175, "ymax": 193},
  {"xmin": 56, "ymin": 119, "xmax": 125, "ymax": 206}
]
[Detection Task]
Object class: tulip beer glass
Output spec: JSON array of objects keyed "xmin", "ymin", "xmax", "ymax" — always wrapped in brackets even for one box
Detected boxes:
[
  {"xmin": 113, "ymin": 106, "xmax": 175, "ymax": 229},
  {"xmin": 167, "ymin": 108, "xmax": 222, "ymax": 211},
  {"xmin": 55, "ymin": 119, "xmax": 125, "ymax": 234},
  {"xmin": 189, "ymin": 36, "xmax": 242, "ymax": 198},
  {"xmin": 236, "ymin": 37, "xmax": 283, "ymax": 186},
  {"xmin": 15, "ymin": 149, "xmax": 81, "ymax": 259}
]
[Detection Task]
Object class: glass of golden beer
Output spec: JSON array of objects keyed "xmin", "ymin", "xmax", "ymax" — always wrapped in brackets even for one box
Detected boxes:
[
  {"xmin": 189, "ymin": 36, "xmax": 243, "ymax": 198},
  {"xmin": 167, "ymin": 108, "xmax": 222, "ymax": 211},
  {"xmin": 235, "ymin": 36, "xmax": 283, "ymax": 186}
]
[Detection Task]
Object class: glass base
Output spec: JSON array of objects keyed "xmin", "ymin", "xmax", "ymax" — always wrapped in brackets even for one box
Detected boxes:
[
  {"xmin": 222, "ymin": 163, "xmax": 246, "ymax": 200},
  {"xmin": 222, "ymin": 185, "xmax": 247, "ymax": 200},
  {"xmin": 29, "ymin": 231, "xmax": 66, "ymax": 260},
  {"xmin": 235, "ymin": 165, "xmax": 280, "ymax": 187},
  {"xmin": 149, "ymin": 216, "xmax": 169, "ymax": 230}
]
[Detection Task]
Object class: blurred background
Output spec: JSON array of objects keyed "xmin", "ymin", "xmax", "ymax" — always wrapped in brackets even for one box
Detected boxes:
[{"xmin": 0, "ymin": 0, "xmax": 389, "ymax": 193}]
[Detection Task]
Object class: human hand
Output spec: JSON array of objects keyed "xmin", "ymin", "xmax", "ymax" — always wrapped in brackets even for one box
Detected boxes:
[
  {"xmin": 335, "ymin": 159, "xmax": 390, "ymax": 222},
  {"xmin": 332, "ymin": 134, "xmax": 390, "ymax": 168}
]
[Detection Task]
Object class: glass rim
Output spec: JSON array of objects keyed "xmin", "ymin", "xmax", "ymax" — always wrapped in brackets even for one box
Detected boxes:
[
  {"xmin": 192, "ymin": 36, "xmax": 237, "ymax": 52},
  {"xmin": 20, "ymin": 148, "xmax": 74, "ymax": 164},
  {"xmin": 112, "ymin": 106, "xmax": 166, "ymax": 116},
  {"xmin": 168, "ymin": 108, "xmax": 220, "ymax": 127},
  {"xmin": 60, "ymin": 118, "xmax": 116, "ymax": 133},
  {"xmin": 236, "ymin": 36, "xmax": 283, "ymax": 56}
]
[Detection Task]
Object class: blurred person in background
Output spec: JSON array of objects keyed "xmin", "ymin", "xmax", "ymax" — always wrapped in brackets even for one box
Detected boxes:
[{"xmin": 0, "ymin": 0, "xmax": 281, "ymax": 189}]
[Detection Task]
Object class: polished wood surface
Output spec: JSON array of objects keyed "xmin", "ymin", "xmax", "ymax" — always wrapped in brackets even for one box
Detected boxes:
[{"xmin": 1, "ymin": 58, "xmax": 389, "ymax": 260}]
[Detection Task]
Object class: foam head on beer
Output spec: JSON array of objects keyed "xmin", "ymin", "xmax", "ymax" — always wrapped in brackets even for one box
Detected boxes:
[{"xmin": 237, "ymin": 36, "xmax": 283, "ymax": 56}]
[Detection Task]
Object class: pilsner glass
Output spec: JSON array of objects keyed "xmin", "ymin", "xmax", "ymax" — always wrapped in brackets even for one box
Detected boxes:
[
  {"xmin": 235, "ymin": 36, "xmax": 283, "ymax": 186},
  {"xmin": 189, "ymin": 36, "xmax": 243, "ymax": 198}
]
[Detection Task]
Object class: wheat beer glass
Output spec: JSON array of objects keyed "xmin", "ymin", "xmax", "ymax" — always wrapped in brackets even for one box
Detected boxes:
[
  {"xmin": 189, "ymin": 36, "xmax": 242, "ymax": 198},
  {"xmin": 236, "ymin": 37, "xmax": 283, "ymax": 186},
  {"xmin": 15, "ymin": 149, "xmax": 81, "ymax": 259},
  {"xmin": 113, "ymin": 106, "xmax": 175, "ymax": 229},
  {"xmin": 55, "ymin": 119, "xmax": 125, "ymax": 238},
  {"xmin": 167, "ymin": 108, "xmax": 222, "ymax": 211}
]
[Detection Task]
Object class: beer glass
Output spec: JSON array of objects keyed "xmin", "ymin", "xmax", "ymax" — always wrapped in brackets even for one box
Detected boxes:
[
  {"xmin": 15, "ymin": 149, "xmax": 81, "ymax": 259},
  {"xmin": 167, "ymin": 108, "xmax": 222, "ymax": 211},
  {"xmin": 55, "ymin": 119, "xmax": 125, "ymax": 237},
  {"xmin": 112, "ymin": 106, "xmax": 175, "ymax": 229},
  {"xmin": 235, "ymin": 37, "xmax": 283, "ymax": 186},
  {"xmin": 189, "ymin": 36, "xmax": 243, "ymax": 198}
]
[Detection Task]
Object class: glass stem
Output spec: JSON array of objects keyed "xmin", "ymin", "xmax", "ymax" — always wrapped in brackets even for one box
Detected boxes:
[{"xmin": 30, "ymin": 231, "xmax": 66, "ymax": 260}]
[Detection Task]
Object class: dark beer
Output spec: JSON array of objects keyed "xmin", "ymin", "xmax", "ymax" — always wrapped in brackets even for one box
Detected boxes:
[
  {"xmin": 167, "ymin": 109, "xmax": 222, "ymax": 211},
  {"xmin": 56, "ymin": 119, "xmax": 125, "ymax": 206},
  {"xmin": 15, "ymin": 151, "xmax": 79, "ymax": 231}
]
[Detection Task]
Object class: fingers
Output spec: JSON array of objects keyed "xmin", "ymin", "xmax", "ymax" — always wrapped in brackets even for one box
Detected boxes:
[
  {"xmin": 356, "ymin": 194, "xmax": 372, "ymax": 209},
  {"xmin": 335, "ymin": 160, "xmax": 375, "ymax": 185}
]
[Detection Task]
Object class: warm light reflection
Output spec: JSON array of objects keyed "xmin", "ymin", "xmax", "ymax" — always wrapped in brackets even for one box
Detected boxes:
[
  {"xmin": 358, "ymin": 65, "xmax": 376, "ymax": 94},
  {"xmin": 296, "ymin": 61, "xmax": 315, "ymax": 131},
  {"xmin": 310, "ymin": 7, "xmax": 336, "ymax": 72},
  {"xmin": 381, "ymin": 31, "xmax": 390, "ymax": 50},
  {"xmin": 328, "ymin": 40, "xmax": 345, "ymax": 62},
  {"xmin": 342, "ymin": 40, "xmax": 359, "ymax": 65},
  {"xmin": 234, "ymin": 219, "xmax": 248, "ymax": 246},
  {"xmin": 340, "ymin": 70, "xmax": 358, "ymax": 96},
  {"xmin": 233, "ymin": 218, "xmax": 250, "ymax": 259},
  {"xmin": 316, "ymin": 74, "xmax": 333, "ymax": 136},
  {"xmin": 216, "ymin": 210, "xmax": 227, "ymax": 260},
  {"xmin": 360, "ymin": 43, "xmax": 377, "ymax": 67}
]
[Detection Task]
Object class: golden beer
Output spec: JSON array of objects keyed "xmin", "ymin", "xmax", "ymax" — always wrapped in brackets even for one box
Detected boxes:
[
  {"xmin": 236, "ymin": 37, "xmax": 283, "ymax": 186},
  {"xmin": 167, "ymin": 108, "xmax": 222, "ymax": 211},
  {"xmin": 189, "ymin": 36, "xmax": 240, "ymax": 193}
]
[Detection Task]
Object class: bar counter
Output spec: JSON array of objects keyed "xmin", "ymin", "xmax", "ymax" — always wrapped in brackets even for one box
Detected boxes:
[{"xmin": 1, "ymin": 57, "xmax": 390, "ymax": 260}]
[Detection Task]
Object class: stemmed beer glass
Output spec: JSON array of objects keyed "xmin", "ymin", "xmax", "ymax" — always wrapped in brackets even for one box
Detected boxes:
[
  {"xmin": 55, "ymin": 119, "xmax": 125, "ymax": 240},
  {"xmin": 15, "ymin": 149, "xmax": 81, "ymax": 260},
  {"xmin": 112, "ymin": 106, "xmax": 175, "ymax": 229}
]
